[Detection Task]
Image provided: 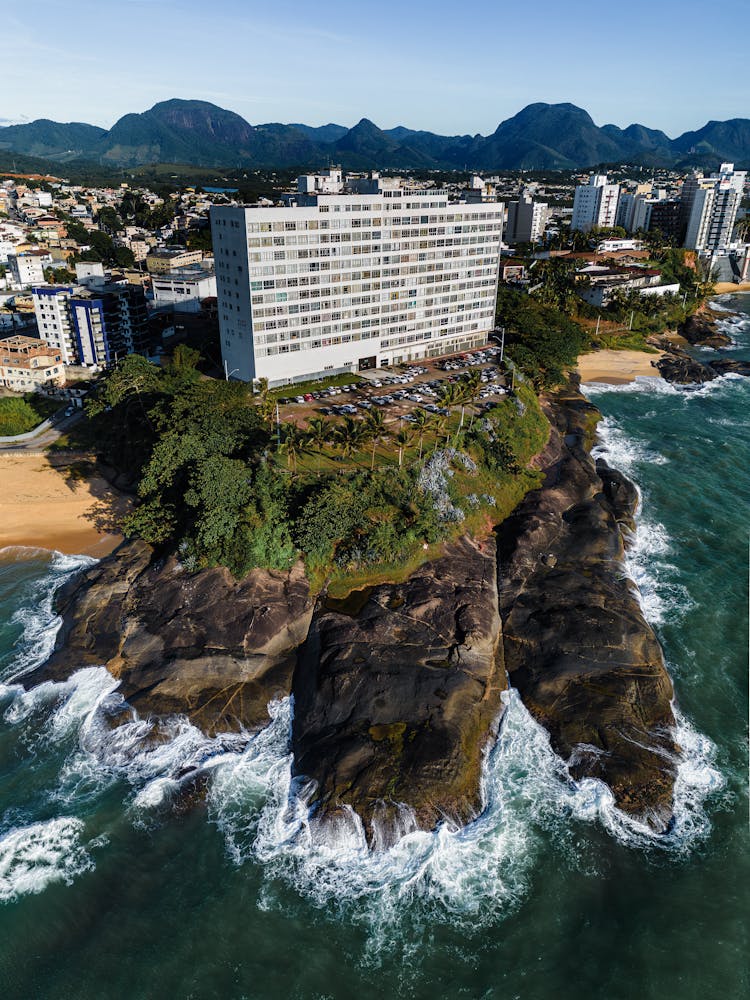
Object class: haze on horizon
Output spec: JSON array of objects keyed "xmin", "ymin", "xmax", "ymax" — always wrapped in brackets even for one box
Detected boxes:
[{"xmin": 7, "ymin": 0, "xmax": 747, "ymax": 137}]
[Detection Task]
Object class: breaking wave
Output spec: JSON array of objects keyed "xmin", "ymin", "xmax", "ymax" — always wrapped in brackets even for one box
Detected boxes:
[
  {"xmin": 0, "ymin": 816, "xmax": 93, "ymax": 903},
  {"xmin": 0, "ymin": 549, "xmax": 96, "ymax": 684}
]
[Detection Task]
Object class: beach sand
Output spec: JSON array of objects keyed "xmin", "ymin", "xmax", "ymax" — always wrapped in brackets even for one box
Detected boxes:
[
  {"xmin": 0, "ymin": 453, "xmax": 128, "ymax": 557},
  {"xmin": 714, "ymin": 282, "xmax": 750, "ymax": 295},
  {"xmin": 576, "ymin": 348, "xmax": 663, "ymax": 385}
]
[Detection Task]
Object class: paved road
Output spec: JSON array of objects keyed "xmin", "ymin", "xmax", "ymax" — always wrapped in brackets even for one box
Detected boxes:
[{"xmin": 0, "ymin": 407, "xmax": 86, "ymax": 453}]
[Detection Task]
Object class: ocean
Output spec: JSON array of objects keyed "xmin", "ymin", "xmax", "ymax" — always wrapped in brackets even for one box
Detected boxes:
[{"xmin": 0, "ymin": 296, "xmax": 748, "ymax": 999}]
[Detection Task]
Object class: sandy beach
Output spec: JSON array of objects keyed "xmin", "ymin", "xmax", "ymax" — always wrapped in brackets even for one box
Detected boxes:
[
  {"xmin": 576, "ymin": 348, "xmax": 663, "ymax": 385},
  {"xmin": 714, "ymin": 282, "xmax": 750, "ymax": 295},
  {"xmin": 0, "ymin": 453, "xmax": 128, "ymax": 557}
]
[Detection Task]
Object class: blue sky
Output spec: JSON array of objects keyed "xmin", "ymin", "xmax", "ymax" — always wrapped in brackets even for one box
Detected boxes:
[{"xmin": 7, "ymin": 0, "xmax": 749, "ymax": 136}]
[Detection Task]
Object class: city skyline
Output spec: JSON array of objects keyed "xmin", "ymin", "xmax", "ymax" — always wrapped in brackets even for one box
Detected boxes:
[{"xmin": 6, "ymin": 0, "xmax": 748, "ymax": 137}]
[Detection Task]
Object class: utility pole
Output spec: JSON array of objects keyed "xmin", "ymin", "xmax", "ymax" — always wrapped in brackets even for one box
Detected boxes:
[
  {"xmin": 499, "ymin": 325, "xmax": 505, "ymax": 364},
  {"xmin": 629, "ymin": 310, "xmax": 634, "ymax": 331},
  {"xmin": 595, "ymin": 315, "xmax": 601, "ymax": 338}
]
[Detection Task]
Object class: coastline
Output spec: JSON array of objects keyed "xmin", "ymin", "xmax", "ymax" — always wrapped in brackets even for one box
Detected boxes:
[
  {"xmin": 714, "ymin": 282, "xmax": 750, "ymax": 295},
  {"xmin": 575, "ymin": 348, "xmax": 663, "ymax": 385},
  {"xmin": 0, "ymin": 453, "xmax": 127, "ymax": 558}
]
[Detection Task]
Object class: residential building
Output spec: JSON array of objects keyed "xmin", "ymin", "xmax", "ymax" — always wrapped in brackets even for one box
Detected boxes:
[
  {"xmin": 648, "ymin": 201, "xmax": 682, "ymax": 243},
  {"xmin": 571, "ymin": 174, "xmax": 620, "ymax": 232},
  {"xmin": 681, "ymin": 164, "xmax": 747, "ymax": 253},
  {"xmin": 8, "ymin": 251, "xmax": 50, "ymax": 288},
  {"xmin": 211, "ymin": 171, "xmax": 504, "ymax": 386},
  {"xmin": 145, "ymin": 246, "xmax": 204, "ymax": 274},
  {"xmin": 505, "ymin": 191, "xmax": 549, "ymax": 245},
  {"xmin": 32, "ymin": 282, "xmax": 149, "ymax": 366},
  {"xmin": 152, "ymin": 264, "xmax": 217, "ymax": 312},
  {"xmin": 0, "ymin": 335, "xmax": 64, "ymax": 390}
]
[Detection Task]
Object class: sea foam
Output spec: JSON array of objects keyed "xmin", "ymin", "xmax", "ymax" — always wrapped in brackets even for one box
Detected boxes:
[{"xmin": 0, "ymin": 816, "xmax": 93, "ymax": 902}]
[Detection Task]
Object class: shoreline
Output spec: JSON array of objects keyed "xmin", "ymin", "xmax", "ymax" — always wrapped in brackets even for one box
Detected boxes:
[
  {"xmin": 0, "ymin": 453, "xmax": 127, "ymax": 558},
  {"xmin": 575, "ymin": 347, "xmax": 663, "ymax": 385}
]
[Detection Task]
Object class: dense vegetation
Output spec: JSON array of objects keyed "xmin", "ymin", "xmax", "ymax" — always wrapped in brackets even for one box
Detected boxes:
[
  {"xmin": 84, "ymin": 351, "xmax": 549, "ymax": 584},
  {"xmin": 496, "ymin": 284, "xmax": 591, "ymax": 389},
  {"xmin": 0, "ymin": 394, "xmax": 58, "ymax": 436}
]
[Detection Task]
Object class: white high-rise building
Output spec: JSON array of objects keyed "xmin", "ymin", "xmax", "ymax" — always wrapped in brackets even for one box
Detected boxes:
[
  {"xmin": 211, "ymin": 173, "xmax": 504, "ymax": 386},
  {"xmin": 571, "ymin": 174, "xmax": 620, "ymax": 232},
  {"xmin": 682, "ymin": 163, "xmax": 747, "ymax": 254}
]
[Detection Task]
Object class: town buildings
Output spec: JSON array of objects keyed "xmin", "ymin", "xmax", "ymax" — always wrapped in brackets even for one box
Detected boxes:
[
  {"xmin": 571, "ymin": 174, "xmax": 620, "ymax": 232},
  {"xmin": 211, "ymin": 171, "xmax": 504, "ymax": 386},
  {"xmin": 0, "ymin": 334, "xmax": 64, "ymax": 391}
]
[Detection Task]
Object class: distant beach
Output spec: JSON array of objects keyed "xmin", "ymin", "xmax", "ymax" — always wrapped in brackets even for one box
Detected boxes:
[
  {"xmin": 0, "ymin": 453, "xmax": 126, "ymax": 556},
  {"xmin": 576, "ymin": 348, "xmax": 663, "ymax": 385}
]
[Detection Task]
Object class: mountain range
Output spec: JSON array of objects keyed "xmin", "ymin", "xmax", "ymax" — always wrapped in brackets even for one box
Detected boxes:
[{"xmin": 0, "ymin": 99, "xmax": 748, "ymax": 172}]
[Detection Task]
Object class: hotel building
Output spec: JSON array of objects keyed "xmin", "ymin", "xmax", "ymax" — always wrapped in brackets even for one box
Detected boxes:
[{"xmin": 211, "ymin": 171, "xmax": 504, "ymax": 386}]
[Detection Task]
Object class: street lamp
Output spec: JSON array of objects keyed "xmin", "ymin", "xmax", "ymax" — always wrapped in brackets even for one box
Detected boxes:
[{"xmin": 224, "ymin": 359, "xmax": 240, "ymax": 380}]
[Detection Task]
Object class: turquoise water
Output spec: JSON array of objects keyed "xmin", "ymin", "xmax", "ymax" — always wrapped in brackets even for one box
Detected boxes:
[{"xmin": 0, "ymin": 297, "xmax": 748, "ymax": 999}]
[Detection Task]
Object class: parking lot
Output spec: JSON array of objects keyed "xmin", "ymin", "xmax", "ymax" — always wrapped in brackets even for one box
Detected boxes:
[{"xmin": 275, "ymin": 346, "xmax": 509, "ymax": 428}]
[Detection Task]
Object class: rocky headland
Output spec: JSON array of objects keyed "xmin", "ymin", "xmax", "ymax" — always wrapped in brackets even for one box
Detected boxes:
[{"xmin": 28, "ymin": 381, "xmax": 680, "ymax": 842}]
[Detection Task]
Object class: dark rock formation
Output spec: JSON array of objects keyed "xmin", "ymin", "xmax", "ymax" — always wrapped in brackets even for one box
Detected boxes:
[
  {"xmin": 656, "ymin": 347, "xmax": 718, "ymax": 384},
  {"xmin": 496, "ymin": 380, "xmax": 677, "ymax": 829},
  {"xmin": 708, "ymin": 358, "xmax": 750, "ymax": 377},
  {"xmin": 290, "ymin": 536, "xmax": 506, "ymax": 847},
  {"xmin": 32, "ymin": 539, "xmax": 313, "ymax": 735},
  {"xmin": 679, "ymin": 310, "xmax": 732, "ymax": 348}
]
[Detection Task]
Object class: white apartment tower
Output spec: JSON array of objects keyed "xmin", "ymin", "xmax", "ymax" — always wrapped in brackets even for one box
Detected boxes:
[
  {"xmin": 682, "ymin": 164, "xmax": 747, "ymax": 254},
  {"xmin": 212, "ymin": 173, "xmax": 504, "ymax": 386},
  {"xmin": 571, "ymin": 174, "xmax": 621, "ymax": 232}
]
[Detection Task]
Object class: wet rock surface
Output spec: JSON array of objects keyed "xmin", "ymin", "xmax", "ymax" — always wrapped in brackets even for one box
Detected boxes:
[
  {"xmin": 678, "ymin": 310, "xmax": 732, "ymax": 348},
  {"xmin": 496, "ymin": 380, "xmax": 677, "ymax": 829},
  {"xmin": 656, "ymin": 348, "xmax": 718, "ymax": 384},
  {"xmin": 708, "ymin": 358, "xmax": 750, "ymax": 377},
  {"xmin": 290, "ymin": 535, "xmax": 506, "ymax": 847},
  {"xmin": 32, "ymin": 539, "xmax": 314, "ymax": 736}
]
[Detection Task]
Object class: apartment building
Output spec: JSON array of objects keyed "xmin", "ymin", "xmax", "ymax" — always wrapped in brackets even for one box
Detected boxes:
[
  {"xmin": 505, "ymin": 191, "xmax": 548, "ymax": 244},
  {"xmin": 8, "ymin": 251, "xmax": 50, "ymax": 288},
  {"xmin": 571, "ymin": 174, "xmax": 620, "ymax": 232},
  {"xmin": 32, "ymin": 282, "xmax": 149, "ymax": 366},
  {"xmin": 211, "ymin": 172, "xmax": 504, "ymax": 386},
  {"xmin": 145, "ymin": 246, "xmax": 204, "ymax": 274},
  {"xmin": 682, "ymin": 164, "xmax": 747, "ymax": 254},
  {"xmin": 0, "ymin": 335, "xmax": 64, "ymax": 391}
]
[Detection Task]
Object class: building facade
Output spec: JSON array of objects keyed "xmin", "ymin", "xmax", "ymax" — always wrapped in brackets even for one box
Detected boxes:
[
  {"xmin": 151, "ymin": 264, "xmax": 217, "ymax": 312},
  {"xmin": 211, "ymin": 174, "xmax": 504, "ymax": 386},
  {"xmin": 0, "ymin": 335, "xmax": 64, "ymax": 390},
  {"xmin": 681, "ymin": 164, "xmax": 747, "ymax": 253},
  {"xmin": 505, "ymin": 192, "xmax": 548, "ymax": 245},
  {"xmin": 571, "ymin": 174, "xmax": 620, "ymax": 232},
  {"xmin": 32, "ymin": 283, "xmax": 149, "ymax": 366},
  {"xmin": 145, "ymin": 247, "xmax": 204, "ymax": 274}
]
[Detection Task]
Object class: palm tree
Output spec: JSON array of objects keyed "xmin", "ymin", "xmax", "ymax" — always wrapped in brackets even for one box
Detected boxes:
[
  {"xmin": 394, "ymin": 427, "xmax": 413, "ymax": 468},
  {"xmin": 363, "ymin": 408, "xmax": 390, "ymax": 470},
  {"xmin": 410, "ymin": 408, "xmax": 433, "ymax": 461},
  {"xmin": 255, "ymin": 376, "xmax": 270, "ymax": 401},
  {"xmin": 279, "ymin": 423, "xmax": 303, "ymax": 473},
  {"xmin": 334, "ymin": 415, "xmax": 367, "ymax": 460},
  {"xmin": 306, "ymin": 416, "xmax": 330, "ymax": 476}
]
